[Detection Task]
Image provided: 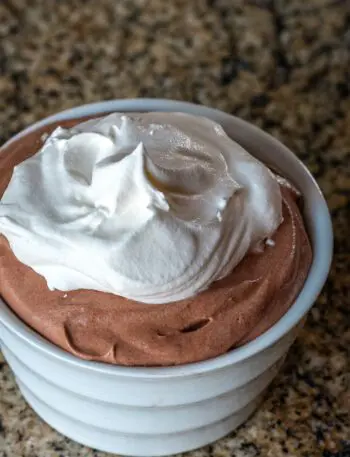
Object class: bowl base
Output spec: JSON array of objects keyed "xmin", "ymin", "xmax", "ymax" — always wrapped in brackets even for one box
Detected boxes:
[{"xmin": 18, "ymin": 379, "xmax": 263, "ymax": 457}]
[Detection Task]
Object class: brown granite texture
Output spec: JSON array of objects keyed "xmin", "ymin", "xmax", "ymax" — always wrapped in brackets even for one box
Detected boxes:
[{"xmin": 0, "ymin": 0, "xmax": 349, "ymax": 456}]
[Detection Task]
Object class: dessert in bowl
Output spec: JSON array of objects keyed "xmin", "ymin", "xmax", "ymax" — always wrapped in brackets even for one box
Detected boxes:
[
  {"xmin": 0, "ymin": 99, "xmax": 332, "ymax": 456},
  {"xmin": 0, "ymin": 111, "xmax": 311, "ymax": 366}
]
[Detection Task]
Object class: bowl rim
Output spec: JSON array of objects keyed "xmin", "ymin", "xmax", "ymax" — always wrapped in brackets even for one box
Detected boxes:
[{"xmin": 0, "ymin": 98, "xmax": 333, "ymax": 378}]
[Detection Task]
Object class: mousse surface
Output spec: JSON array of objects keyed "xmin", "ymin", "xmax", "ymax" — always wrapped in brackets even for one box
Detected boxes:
[{"xmin": 0, "ymin": 118, "xmax": 312, "ymax": 366}]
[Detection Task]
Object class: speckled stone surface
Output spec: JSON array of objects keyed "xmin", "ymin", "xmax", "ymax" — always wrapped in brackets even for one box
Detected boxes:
[{"xmin": 0, "ymin": 0, "xmax": 349, "ymax": 456}]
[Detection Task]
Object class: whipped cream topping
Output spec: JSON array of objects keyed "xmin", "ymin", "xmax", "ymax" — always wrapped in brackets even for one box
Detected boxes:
[{"xmin": 0, "ymin": 113, "xmax": 283, "ymax": 303}]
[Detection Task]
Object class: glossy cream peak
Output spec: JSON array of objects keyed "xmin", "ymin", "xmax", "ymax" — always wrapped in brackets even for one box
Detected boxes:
[{"xmin": 0, "ymin": 112, "xmax": 282, "ymax": 303}]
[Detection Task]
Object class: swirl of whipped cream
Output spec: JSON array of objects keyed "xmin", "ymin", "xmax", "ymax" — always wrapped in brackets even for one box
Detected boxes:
[{"xmin": 0, "ymin": 112, "xmax": 282, "ymax": 303}]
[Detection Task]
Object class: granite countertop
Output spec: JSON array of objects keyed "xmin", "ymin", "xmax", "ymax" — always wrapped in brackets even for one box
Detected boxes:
[{"xmin": 0, "ymin": 0, "xmax": 349, "ymax": 456}]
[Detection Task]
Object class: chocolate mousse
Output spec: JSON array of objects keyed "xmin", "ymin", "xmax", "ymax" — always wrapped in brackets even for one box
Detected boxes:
[{"xmin": 0, "ymin": 114, "xmax": 312, "ymax": 366}]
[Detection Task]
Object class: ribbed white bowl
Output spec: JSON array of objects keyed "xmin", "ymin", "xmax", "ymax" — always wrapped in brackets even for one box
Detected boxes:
[{"xmin": 0, "ymin": 99, "xmax": 332, "ymax": 456}]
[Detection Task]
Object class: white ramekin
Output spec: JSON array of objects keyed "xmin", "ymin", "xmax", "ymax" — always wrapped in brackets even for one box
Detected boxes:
[{"xmin": 0, "ymin": 99, "xmax": 333, "ymax": 456}]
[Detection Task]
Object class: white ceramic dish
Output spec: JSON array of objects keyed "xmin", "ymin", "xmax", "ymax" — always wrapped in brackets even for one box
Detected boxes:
[{"xmin": 0, "ymin": 99, "xmax": 332, "ymax": 456}]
